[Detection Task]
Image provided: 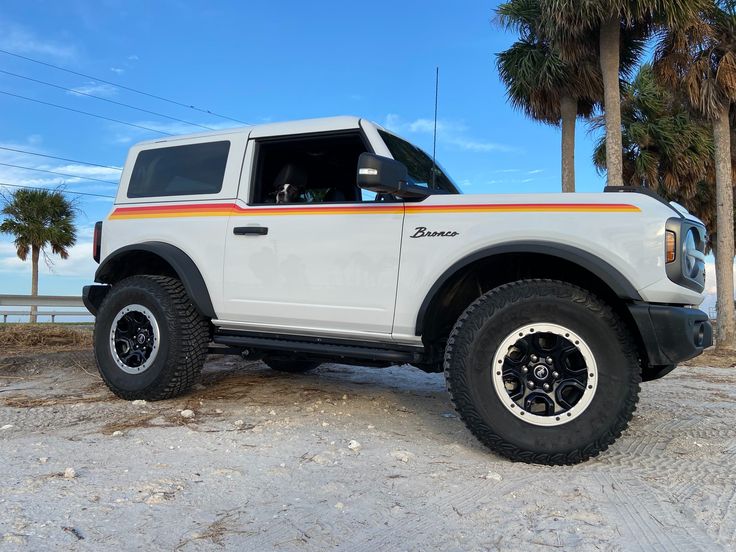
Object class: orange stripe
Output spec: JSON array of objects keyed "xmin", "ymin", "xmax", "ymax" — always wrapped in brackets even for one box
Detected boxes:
[{"xmin": 109, "ymin": 202, "xmax": 640, "ymax": 219}]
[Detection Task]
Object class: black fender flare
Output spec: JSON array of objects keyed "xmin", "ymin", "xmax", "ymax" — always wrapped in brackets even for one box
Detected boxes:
[
  {"xmin": 414, "ymin": 241, "xmax": 643, "ymax": 335},
  {"xmin": 95, "ymin": 242, "xmax": 217, "ymax": 319}
]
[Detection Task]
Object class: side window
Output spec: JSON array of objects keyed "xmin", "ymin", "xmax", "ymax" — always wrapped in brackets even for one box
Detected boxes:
[
  {"xmin": 377, "ymin": 130, "xmax": 459, "ymax": 194},
  {"xmin": 251, "ymin": 133, "xmax": 369, "ymax": 204},
  {"xmin": 361, "ymin": 189, "xmax": 378, "ymax": 201},
  {"xmin": 128, "ymin": 141, "xmax": 230, "ymax": 198}
]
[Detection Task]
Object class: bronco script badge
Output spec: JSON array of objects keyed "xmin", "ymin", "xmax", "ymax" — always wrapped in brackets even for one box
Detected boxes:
[{"xmin": 410, "ymin": 227, "xmax": 459, "ymax": 238}]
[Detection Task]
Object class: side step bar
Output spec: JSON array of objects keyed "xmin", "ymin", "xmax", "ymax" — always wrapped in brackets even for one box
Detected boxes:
[{"xmin": 212, "ymin": 332, "xmax": 425, "ymax": 364}]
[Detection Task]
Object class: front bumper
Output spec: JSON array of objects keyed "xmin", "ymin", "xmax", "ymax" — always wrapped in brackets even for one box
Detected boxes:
[{"xmin": 628, "ymin": 303, "xmax": 712, "ymax": 373}]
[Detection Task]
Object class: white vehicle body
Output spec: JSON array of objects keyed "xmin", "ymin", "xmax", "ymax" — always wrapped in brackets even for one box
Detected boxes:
[
  {"xmin": 99, "ymin": 116, "xmax": 703, "ymax": 346},
  {"xmin": 84, "ymin": 115, "xmax": 713, "ymax": 464}
]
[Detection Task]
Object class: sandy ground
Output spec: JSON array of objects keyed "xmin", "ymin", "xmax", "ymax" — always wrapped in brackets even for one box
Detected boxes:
[{"xmin": 0, "ymin": 345, "xmax": 735, "ymax": 551}]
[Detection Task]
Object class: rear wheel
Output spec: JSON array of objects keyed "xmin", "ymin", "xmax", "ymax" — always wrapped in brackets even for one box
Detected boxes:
[
  {"xmin": 444, "ymin": 279, "xmax": 641, "ymax": 465},
  {"xmin": 93, "ymin": 275, "xmax": 210, "ymax": 400}
]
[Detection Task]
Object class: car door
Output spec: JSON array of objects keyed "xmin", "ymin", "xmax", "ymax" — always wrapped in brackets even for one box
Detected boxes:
[{"xmin": 218, "ymin": 131, "xmax": 404, "ymax": 338}]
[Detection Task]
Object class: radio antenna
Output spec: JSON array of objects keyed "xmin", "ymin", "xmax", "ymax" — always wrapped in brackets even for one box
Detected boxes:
[{"xmin": 431, "ymin": 66, "xmax": 439, "ymax": 189}]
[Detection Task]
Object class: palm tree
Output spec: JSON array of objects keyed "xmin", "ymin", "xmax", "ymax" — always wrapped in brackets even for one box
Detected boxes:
[
  {"xmin": 655, "ymin": 1, "xmax": 736, "ymax": 351},
  {"xmin": 0, "ymin": 188, "xmax": 77, "ymax": 323},
  {"xmin": 496, "ymin": 0, "xmax": 602, "ymax": 192},
  {"xmin": 540, "ymin": 0, "xmax": 707, "ymax": 187},
  {"xmin": 592, "ymin": 64, "xmax": 714, "ymax": 200}
]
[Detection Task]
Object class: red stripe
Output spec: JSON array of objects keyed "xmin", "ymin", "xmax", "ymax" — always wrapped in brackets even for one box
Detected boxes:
[{"xmin": 113, "ymin": 202, "xmax": 235, "ymax": 213}]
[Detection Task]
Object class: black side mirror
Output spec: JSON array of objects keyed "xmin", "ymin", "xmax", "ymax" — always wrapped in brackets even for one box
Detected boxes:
[{"xmin": 356, "ymin": 153, "xmax": 429, "ymax": 198}]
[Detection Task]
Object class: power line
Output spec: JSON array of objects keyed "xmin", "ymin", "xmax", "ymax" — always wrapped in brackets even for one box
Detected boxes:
[
  {"xmin": 0, "ymin": 48, "xmax": 251, "ymax": 125},
  {"xmin": 0, "ymin": 89, "xmax": 172, "ymax": 135},
  {"xmin": 0, "ymin": 182, "xmax": 114, "ymax": 199},
  {"xmin": 0, "ymin": 68, "xmax": 215, "ymax": 131},
  {"xmin": 0, "ymin": 161, "xmax": 119, "ymax": 184},
  {"xmin": 0, "ymin": 145, "xmax": 122, "ymax": 171}
]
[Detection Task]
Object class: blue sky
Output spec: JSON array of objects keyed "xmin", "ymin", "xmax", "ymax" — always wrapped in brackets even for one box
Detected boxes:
[{"xmin": 0, "ymin": 1, "xmax": 717, "ymax": 314}]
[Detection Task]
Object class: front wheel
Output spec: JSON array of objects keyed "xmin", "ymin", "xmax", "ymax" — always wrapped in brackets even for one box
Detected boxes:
[
  {"xmin": 93, "ymin": 275, "xmax": 210, "ymax": 400},
  {"xmin": 444, "ymin": 279, "xmax": 641, "ymax": 465}
]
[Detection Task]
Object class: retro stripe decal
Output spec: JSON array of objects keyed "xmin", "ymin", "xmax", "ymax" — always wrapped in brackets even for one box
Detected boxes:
[
  {"xmin": 404, "ymin": 203, "xmax": 641, "ymax": 214},
  {"xmin": 108, "ymin": 202, "xmax": 640, "ymax": 219},
  {"xmin": 108, "ymin": 203, "xmax": 404, "ymax": 219}
]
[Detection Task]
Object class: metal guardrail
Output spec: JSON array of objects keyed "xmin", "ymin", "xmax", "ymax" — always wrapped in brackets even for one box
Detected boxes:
[
  {"xmin": 0, "ymin": 294, "xmax": 85, "ymax": 307},
  {"xmin": 0, "ymin": 295, "xmax": 92, "ymax": 323}
]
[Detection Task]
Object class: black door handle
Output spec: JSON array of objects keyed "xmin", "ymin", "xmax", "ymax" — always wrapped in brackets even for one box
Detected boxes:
[{"xmin": 234, "ymin": 226, "xmax": 268, "ymax": 236}]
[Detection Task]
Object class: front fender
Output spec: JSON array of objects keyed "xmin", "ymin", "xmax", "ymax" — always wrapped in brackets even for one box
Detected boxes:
[{"xmin": 415, "ymin": 241, "xmax": 643, "ymax": 335}]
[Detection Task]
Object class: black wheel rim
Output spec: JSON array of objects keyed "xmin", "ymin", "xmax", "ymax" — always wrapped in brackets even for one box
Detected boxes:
[
  {"xmin": 109, "ymin": 304, "xmax": 160, "ymax": 374},
  {"xmin": 492, "ymin": 323, "xmax": 597, "ymax": 426}
]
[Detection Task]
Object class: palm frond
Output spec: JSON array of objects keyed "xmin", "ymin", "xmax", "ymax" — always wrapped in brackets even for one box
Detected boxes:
[{"xmin": 0, "ymin": 188, "xmax": 77, "ymax": 263}]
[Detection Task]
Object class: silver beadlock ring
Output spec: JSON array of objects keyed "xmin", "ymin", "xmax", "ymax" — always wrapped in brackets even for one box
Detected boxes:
[
  {"xmin": 109, "ymin": 304, "xmax": 160, "ymax": 375},
  {"xmin": 491, "ymin": 323, "xmax": 598, "ymax": 427}
]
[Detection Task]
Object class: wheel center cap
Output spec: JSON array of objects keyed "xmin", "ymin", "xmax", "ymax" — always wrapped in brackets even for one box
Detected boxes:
[
  {"xmin": 533, "ymin": 365, "xmax": 549, "ymax": 380},
  {"xmin": 136, "ymin": 333, "xmax": 147, "ymax": 344}
]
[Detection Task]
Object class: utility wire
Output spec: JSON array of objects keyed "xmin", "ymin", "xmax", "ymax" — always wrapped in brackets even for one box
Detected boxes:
[
  {"xmin": 0, "ymin": 146, "xmax": 122, "ymax": 171},
  {"xmin": 0, "ymin": 89, "xmax": 172, "ymax": 135},
  {"xmin": 0, "ymin": 68, "xmax": 215, "ymax": 131},
  {"xmin": 0, "ymin": 48, "xmax": 251, "ymax": 125},
  {"xmin": 0, "ymin": 182, "xmax": 114, "ymax": 198},
  {"xmin": 0, "ymin": 161, "xmax": 119, "ymax": 184}
]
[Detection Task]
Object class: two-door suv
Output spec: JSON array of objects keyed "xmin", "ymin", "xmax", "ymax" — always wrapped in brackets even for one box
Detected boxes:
[{"xmin": 84, "ymin": 116, "xmax": 712, "ymax": 464}]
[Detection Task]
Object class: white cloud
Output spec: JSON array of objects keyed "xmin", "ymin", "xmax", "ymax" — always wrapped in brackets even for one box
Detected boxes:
[
  {"xmin": 0, "ymin": 224, "xmax": 98, "ymax": 278},
  {"xmin": 0, "ymin": 239, "xmax": 97, "ymax": 278},
  {"xmin": 447, "ymin": 137, "xmax": 515, "ymax": 153},
  {"xmin": 698, "ymin": 259, "xmax": 736, "ymax": 316},
  {"xmin": 0, "ymin": 21, "xmax": 77, "ymax": 59},
  {"xmin": 704, "ymin": 260, "xmax": 718, "ymax": 295},
  {"xmin": 109, "ymin": 119, "xmax": 239, "ymax": 145},
  {"xmin": 382, "ymin": 114, "xmax": 517, "ymax": 154},
  {"xmin": 0, "ymin": 142, "xmax": 119, "ymax": 198},
  {"xmin": 52, "ymin": 164, "xmax": 121, "ymax": 181},
  {"xmin": 68, "ymin": 82, "xmax": 118, "ymax": 98},
  {"xmin": 109, "ymin": 67, "xmax": 124, "ymax": 74}
]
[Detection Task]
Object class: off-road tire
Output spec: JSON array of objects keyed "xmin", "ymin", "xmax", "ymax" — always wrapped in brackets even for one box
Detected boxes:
[
  {"xmin": 93, "ymin": 275, "xmax": 210, "ymax": 400},
  {"xmin": 263, "ymin": 357, "xmax": 321, "ymax": 373},
  {"xmin": 444, "ymin": 279, "xmax": 641, "ymax": 465}
]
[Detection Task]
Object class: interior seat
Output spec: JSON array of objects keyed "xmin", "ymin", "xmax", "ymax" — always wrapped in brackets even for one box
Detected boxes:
[
  {"xmin": 324, "ymin": 188, "xmax": 347, "ymax": 202},
  {"xmin": 272, "ymin": 163, "xmax": 308, "ymax": 192}
]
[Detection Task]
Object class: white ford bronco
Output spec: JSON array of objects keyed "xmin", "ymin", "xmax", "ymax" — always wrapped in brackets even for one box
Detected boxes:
[{"xmin": 84, "ymin": 116, "xmax": 712, "ymax": 465}]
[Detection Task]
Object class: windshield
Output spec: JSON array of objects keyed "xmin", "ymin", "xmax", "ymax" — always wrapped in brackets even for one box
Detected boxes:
[{"xmin": 378, "ymin": 130, "xmax": 460, "ymax": 194}]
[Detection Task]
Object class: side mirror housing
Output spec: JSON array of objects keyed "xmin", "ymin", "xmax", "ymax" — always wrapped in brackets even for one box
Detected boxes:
[{"xmin": 356, "ymin": 153, "xmax": 429, "ymax": 198}]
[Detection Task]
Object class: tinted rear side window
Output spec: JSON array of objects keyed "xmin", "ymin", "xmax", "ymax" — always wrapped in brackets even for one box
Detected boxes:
[{"xmin": 127, "ymin": 141, "xmax": 230, "ymax": 198}]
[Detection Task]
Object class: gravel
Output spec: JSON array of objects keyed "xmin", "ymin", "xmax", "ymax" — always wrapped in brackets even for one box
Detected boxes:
[{"xmin": 0, "ymin": 349, "xmax": 735, "ymax": 550}]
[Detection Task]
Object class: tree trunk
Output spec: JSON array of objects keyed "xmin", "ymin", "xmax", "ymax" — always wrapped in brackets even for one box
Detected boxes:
[
  {"xmin": 713, "ymin": 106, "xmax": 736, "ymax": 351},
  {"xmin": 30, "ymin": 245, "xmax": 39, "ymax": 324},
  {"xmin": 560, "ymin": 95, "xmax": 577, "ymax": 193},
  {"xmin": 599, "ymin": 16, "xmax": 624, "ymax": 187}
]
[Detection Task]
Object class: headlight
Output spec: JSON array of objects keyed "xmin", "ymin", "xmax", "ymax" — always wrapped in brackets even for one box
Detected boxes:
[
  {"xmin": 683, "ymin": 227, "xmax": 705, "ymax": 280},
  {"xmin": 665, "ymin": 218, "xmax": 706, "ymax": 292}
]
